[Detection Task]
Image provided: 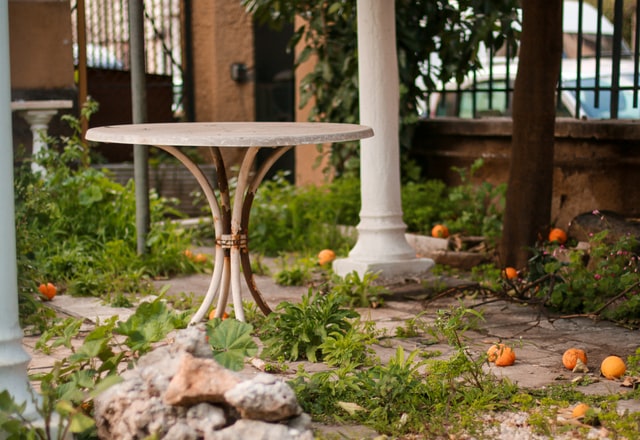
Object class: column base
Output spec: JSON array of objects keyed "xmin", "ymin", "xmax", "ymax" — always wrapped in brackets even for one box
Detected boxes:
[{"xmin": 332, "ymin": 256, "xmax": 435, "ymax": 282}]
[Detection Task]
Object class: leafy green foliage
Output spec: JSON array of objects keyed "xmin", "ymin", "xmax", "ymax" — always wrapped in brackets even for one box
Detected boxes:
[
  {"xmin": 249, "ymin": 173, "xmax": 359, "ymax": 255},
  {"xmin": 524, "ymin": 228, "xmax": 640, "ymax": 324},
  {"xmin": 243, "ymin": 0, "xmax": 520, "ymax": 177},
  {"xmin": 205, "ymin": 318, "xmax": 258, "ymax": 371},
  {"xmin": 290, "ymin": 305, "xmax": 519, "ymax": 437},
  {"xmin": 15, "ymin": 106, "xmax": 203, "ymax": 331},
  {"xmin": 260, "ymin": 289, "xmax": 358, "ymax": 362},
  {"xmin": 330, "ymin": 270, "xmax": 390, "ymax": 308}
]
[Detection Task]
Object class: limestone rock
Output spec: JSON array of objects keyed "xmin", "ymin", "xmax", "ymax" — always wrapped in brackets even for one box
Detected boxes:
[
  {"xmin": 164, "ymin": 352, "xmax": 241, "ymax": 406},
  {"xmin": 224, "ymin": 373, "xmax": 302, "ymax": 422},
  {"xmin": 94, "ymin": 326, "xmax": 313, "ymax": 439},
  {"xmin": 208, "ymin": 419, "xmax": 313, "ymax": 440}
]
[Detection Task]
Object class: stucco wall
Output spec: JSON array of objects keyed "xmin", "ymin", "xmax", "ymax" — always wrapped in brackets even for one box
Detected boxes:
[
  {"xmin": 9, "ymin": 0, "xmax": 74, "ymax": 91},
  {"xmin": 190, "ymin": 0, "xmax": 254, "ymax": 167},
  {"xmin": 411, "ymin": 118, "xmax": 640, "ymax": 229}
]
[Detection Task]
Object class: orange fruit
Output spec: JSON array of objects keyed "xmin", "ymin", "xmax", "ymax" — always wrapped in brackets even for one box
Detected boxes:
[
  {"xmin": 318, "ymin": 249, "xmax": 336, "ymax": 265},
  {"xmin": 503, "ymin": 267, "xmax": 518, "ymax": 280},
  {"xmin": 193, "ymin": 253, "xmax": 208, "ymax": 263},
  {"xmin": 548, "ymin": 228, "xmax": 567, "ymax": 244},
  {"xmin": 487, "ymin": 343, "xmax": 516, "ymax": 366},
  {"xmin": 562, "ymin": 348, "xmax": 588, "ymax": 370},
  {"xmin": 184, "ymin": 249, "xmax": 193, "ymax": 259},
  {"xmin": 209, "ymin": 309, "xmax": 229, "ymax": 320},
  {"xmin": 38, "ymin": 282, "xmax": 57, "ymax": 301},
  {"xmin": 600, "ymin": 355, "xmax": 626, "ymax": 379},
  {"xmin": 572, "ymin": 403, "xmax": 590, "ymax": 418},
  {"xmin": 431, "ymin": 224, "xmax": 449, "ymax": 239}
]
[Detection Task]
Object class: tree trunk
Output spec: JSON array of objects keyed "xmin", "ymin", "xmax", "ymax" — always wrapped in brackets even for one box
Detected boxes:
[{"xmin": 499, "ymin": 0, "xmax": 563, "ymax": 268}]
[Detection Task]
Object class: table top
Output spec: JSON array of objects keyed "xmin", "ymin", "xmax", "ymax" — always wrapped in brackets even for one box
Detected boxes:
[{"xmin": 85, "ymin": 122, "xmax": 374, "ymax": 147}]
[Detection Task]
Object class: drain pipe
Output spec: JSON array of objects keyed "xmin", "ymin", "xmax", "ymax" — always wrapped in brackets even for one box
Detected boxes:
[{"xmin": 129, "ymin": 0, "xmax": 150, "ymax": 254}]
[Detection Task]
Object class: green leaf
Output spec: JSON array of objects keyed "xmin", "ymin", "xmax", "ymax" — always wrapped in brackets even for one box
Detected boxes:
[{"xmin": 206, "ymin": 319, "xmax": 258, "ymax": 371}]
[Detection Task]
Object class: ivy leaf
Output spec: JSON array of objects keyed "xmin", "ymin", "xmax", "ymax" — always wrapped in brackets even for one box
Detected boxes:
[{"xmin": 206, "ymin": 319, "xmax": 258, "ymax": 371}]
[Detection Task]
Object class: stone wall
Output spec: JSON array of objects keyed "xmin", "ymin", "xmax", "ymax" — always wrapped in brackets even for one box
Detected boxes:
[{"xmin": 411, "ymin": 118, "xmax": 640, "ymax": 229}]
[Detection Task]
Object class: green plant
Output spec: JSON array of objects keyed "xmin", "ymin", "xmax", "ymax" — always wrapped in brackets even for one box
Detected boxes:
[
  {"xmin": 243, "ymin": 1, "xmax": 520, "ymax": 177},
  {"xmin": 248, "ymin": 173, "xmax": 358, "ymax": 255},
  {"xmin": 290, "ymin": 304, "xmax": 520, "ymax": 437},
  {"xmin": 529, "ymin": 229, "xmax": 639, "ymax": 324},
  {"xmin": 259, "ymin": 289, "xmax": 358, "ymax": 362},
  {"xmin": 319, "ymin": 319, "xmax": 378, "ymax": 368},
  {"xmin": 15, "ymin": 105, "xmax": 203, "ymax": 323},
  {"xmin": 3, "ymin": 295, "xmax": 258, "ymax": 438},
  {"xmin": 205, "ymin": 318, "xmax": 259, "ymax": 371},
  {"xmin": 330, "ymin": 270, "xmax": 390, "ymax": 308},
  {"xmin": 439, "ymin": 158, "xmax": 507, "ymax": 242}
]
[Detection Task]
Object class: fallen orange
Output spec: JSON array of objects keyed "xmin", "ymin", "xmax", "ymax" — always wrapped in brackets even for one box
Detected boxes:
[
  {"xmin": 193, "ymin": 253, "xmax": 208, "ymax": 263},
  {"xmin": 209, "ymin": 309, "xmax": 229, "ymax": 320},
  {"xmin": 548, "ymin": 228, "xmax": 567, "ymax": 244},
  {"xmin": 600, "ymin": 355, "xmax": 626, "ymax": 379},
  {"xmin": 572, "ymin": 403, "xmax": 590, "ymax": 418},
  {"xmin": 503, "ymin": 267, "xmax": 518, "ymax": 280},
  {"xmin": 318, "ymin": 249, "xmax": 336, "ymax": 265},
  {"xmin": 562, "ymin": 348, "xmax": 588, "ymax": 370},
  {"xmin": 487, "ymin": 343, "xmax": 516, "ymax": 366},
  {"xmin": 38, "ymin": 282, "xmax": 57, "ymax": 301},
  {"xmin": 431, "ymin": 224, "xmax": 449, "ymax": 239}
]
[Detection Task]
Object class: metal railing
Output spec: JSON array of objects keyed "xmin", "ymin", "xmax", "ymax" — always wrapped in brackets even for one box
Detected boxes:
[
  {"xmin": 71, "ymin": 0, "xmax": 183, "ymax": 111},
  {"xmin": 430, "ymin": 0, "xmax": 640, "ymax": 120}
]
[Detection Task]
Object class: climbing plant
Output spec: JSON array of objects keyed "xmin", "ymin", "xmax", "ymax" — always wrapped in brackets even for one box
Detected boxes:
[{"xmin": 242, "ymin": 0, "xmax": 520, "ymax": 178}]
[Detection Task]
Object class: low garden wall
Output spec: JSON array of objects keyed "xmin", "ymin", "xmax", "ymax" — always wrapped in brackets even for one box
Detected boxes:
[{"xmin": 410, "ymin": 117, "xmax": 640, "ymax": 229}]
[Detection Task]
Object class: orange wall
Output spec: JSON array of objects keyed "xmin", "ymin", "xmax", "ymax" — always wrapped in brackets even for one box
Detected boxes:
[
  {"xmin": 9, "ymin": 0, "xmax": 75, "ymax": 90},
  {"xmin": 191, "ymin": 0, "xmax": 254, "ymax": 122}
]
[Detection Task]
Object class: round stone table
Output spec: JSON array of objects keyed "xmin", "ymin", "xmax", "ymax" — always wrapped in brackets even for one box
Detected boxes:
[{"xmin": 85, "ymin": 122, "xmax": 373, "ymax": 323}]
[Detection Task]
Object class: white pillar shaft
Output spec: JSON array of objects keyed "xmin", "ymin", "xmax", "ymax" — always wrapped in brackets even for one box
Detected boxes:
[
  {"xmin": 333, "ymin": 0, "xmax": 433, "ymax": 279},
  {"xmin": 0, "ymin": 0, "xmax": 39, "ymax": 413}
]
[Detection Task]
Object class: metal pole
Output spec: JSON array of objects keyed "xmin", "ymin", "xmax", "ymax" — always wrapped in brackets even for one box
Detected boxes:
[{"xmin": 129, "ymin": 0, "xmax": 150, "ymax": 254}]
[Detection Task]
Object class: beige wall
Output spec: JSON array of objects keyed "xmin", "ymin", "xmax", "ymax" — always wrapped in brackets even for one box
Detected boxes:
[{"xmin": 9, "ymin": 0, "xmax": 75, "ymax": 90}]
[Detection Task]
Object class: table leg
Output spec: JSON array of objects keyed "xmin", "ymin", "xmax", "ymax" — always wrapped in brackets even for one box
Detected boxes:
[
  {"xmin": 238, "ymin": 146, "xmax": 293, "ymax": 314},
  {"xmin": 154, "ymin": 145, "xmax": 226, "ymax": 325},
  {"xmin": 154, "ymin": 144, "xmax": 293, "ymax": 323}
]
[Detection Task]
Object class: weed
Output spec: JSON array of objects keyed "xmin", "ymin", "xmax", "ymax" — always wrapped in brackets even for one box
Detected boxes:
[
  {"xmin": 330, "ymin": 270, "xmax": 390, "ymax": 308},
  {"xmin": 259, "ymin": 289, "xmax": 358, "ymax": 362}
]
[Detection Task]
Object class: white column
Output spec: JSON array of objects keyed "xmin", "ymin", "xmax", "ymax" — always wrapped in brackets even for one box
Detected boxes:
[
  {"xmin": 1, "ymin": 3, "xmax": 66, "ymax": 435},
  {"xmin": 333, "ymin": 0, "xmax": 434, "ymax": 280},
  {"xmin": 0, "ymin": 0, "xmax": 38, "ymax": 416}
]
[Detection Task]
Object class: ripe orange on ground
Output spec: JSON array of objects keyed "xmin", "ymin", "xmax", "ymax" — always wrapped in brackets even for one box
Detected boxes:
[
  {"xmin": 318, "ymin": 249, "xmax": 336, "ymax": 265},
  {"xmin": 38, "ymin": 283, "xmax": 57, "ymax": 300},
  {"xmin": 184, "ymin": 249, "xmax": 193, "ymax": 259},
  {"xmin": 562, "ymin": 348, "xmax": 588, "ymax": 370},
  {"xmin": 209, "ymin": 309, "xmax": 229, "ymax": 320},
  {"xmin": 600, "ymin": 355, "xmax": 626, "ymax": 379},
  {"xmin": 572, "ymin": 403, "xmax": 590, "ymax": 418},
  {"xmin": 503, "ymin": 267, "xmax": 518, "ymax": 280},
  {"xmin": 548, "ymin": 228, "xmax": 568, "ymax": 244},
  {"xmin": 487, "ymin": 343, "xmax": 516, "ymax": 366},
  {"xmin": 431, "ymin": 224, "xmax": 449, "ymax": 239},
  {"xmin": 193, "ymin": 253, "xmax": 208, "ymax": 263}
]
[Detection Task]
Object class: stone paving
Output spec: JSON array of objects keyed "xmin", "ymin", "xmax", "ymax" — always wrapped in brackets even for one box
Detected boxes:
[{"xmin": 22, "ymin": 255, "xmax": 640, "ymax": 438}]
